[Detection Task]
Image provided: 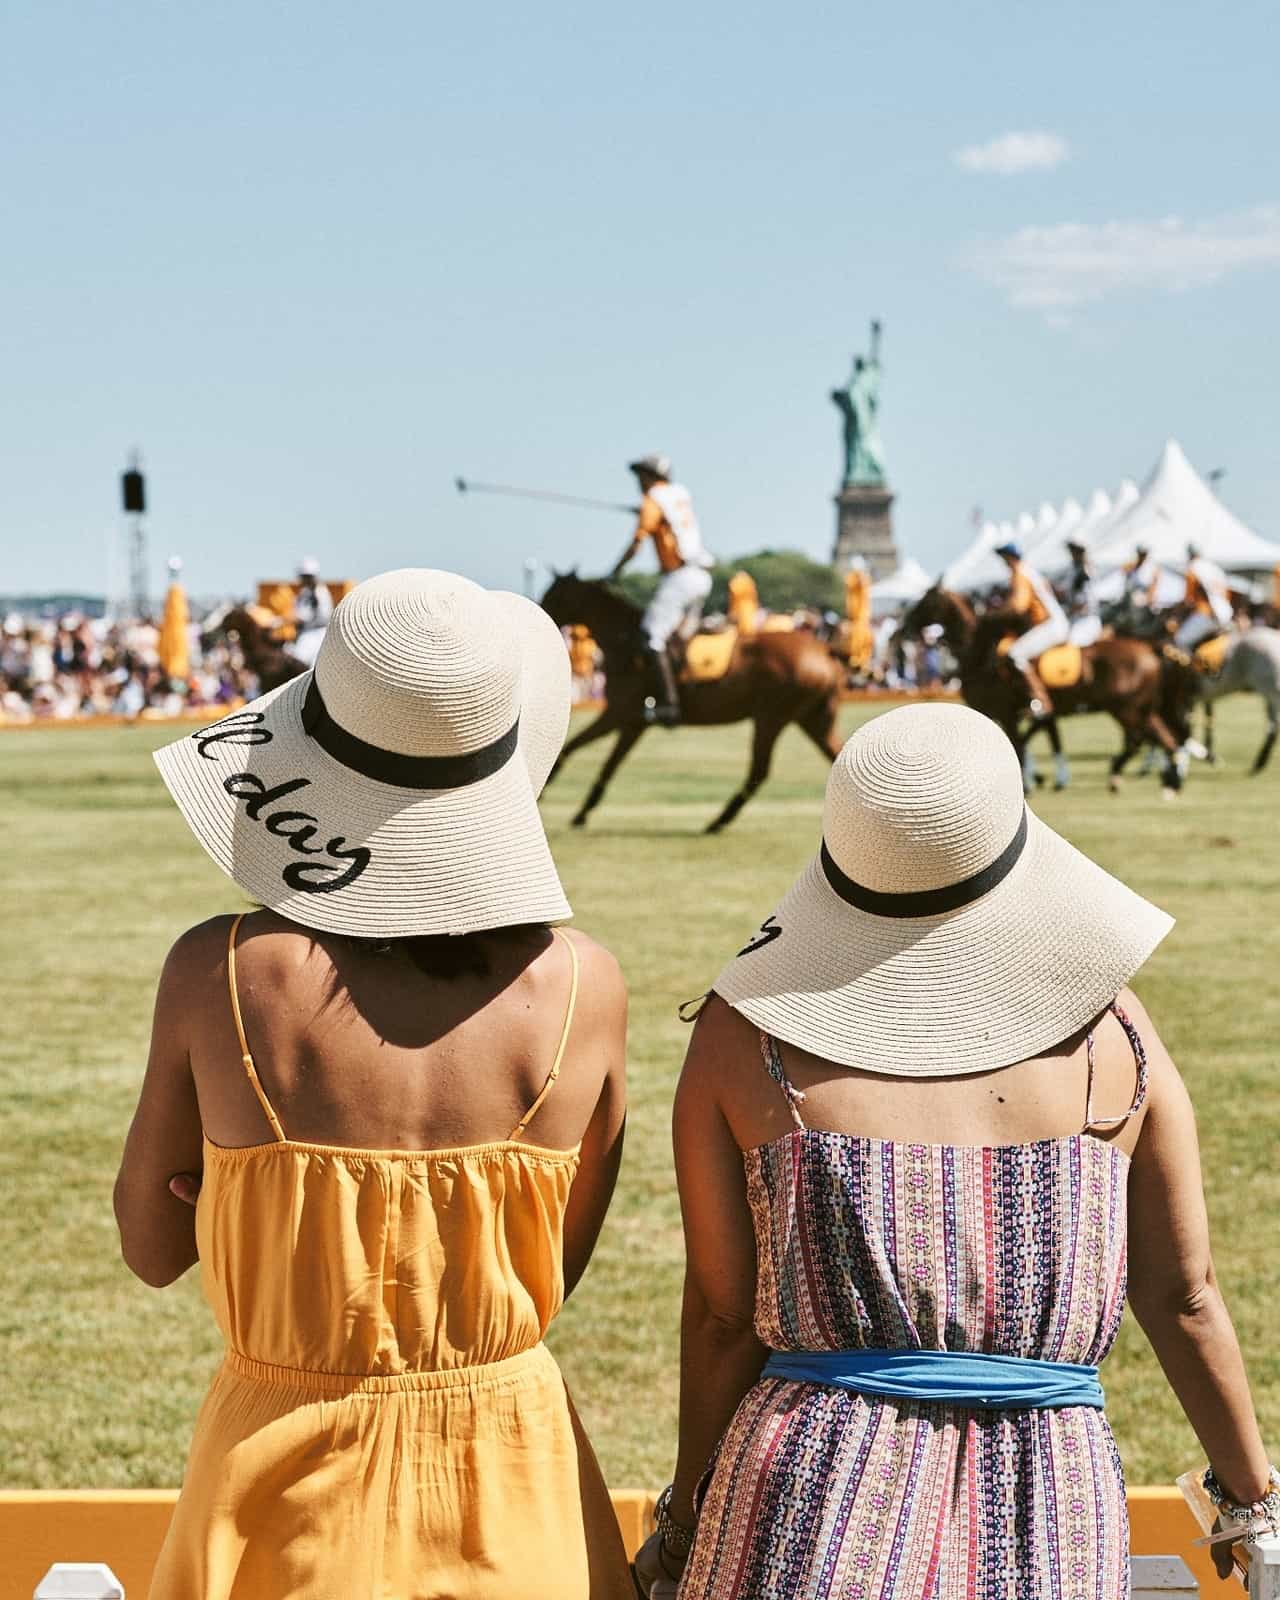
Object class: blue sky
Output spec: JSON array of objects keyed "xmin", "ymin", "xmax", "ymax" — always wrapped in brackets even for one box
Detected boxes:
[{"xmin": 3, "ymin": 0, "xmax": 1277, "ymax": 601}]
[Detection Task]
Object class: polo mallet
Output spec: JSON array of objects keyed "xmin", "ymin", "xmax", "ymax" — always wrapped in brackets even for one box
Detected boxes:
[{"xmin": 455, "ymin": 477, "xmax": 637, "ymax": 515}]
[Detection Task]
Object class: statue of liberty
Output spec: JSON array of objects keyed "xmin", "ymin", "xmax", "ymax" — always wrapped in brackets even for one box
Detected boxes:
[{"xmin": 831, "ymin": 319, "xmax": 887, "ymax": 487}]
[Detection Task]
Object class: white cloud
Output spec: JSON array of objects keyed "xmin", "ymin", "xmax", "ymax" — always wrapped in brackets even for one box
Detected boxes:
[
  {"xmin": 953, "ymin": 131, "xmax": 1070, "ymax": 176},
  {"xmin": 964, "ymin": 205, "xmax": 1280, "ymax": 317}
]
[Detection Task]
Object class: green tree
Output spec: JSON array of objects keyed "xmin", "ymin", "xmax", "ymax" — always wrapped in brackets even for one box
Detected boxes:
[{"xmin": 612, "ymin": 549, "xmax": 843, "ymax": 616}]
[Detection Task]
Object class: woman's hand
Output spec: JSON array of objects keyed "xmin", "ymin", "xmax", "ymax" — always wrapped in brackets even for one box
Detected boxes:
[
  {"xmin": 632, "ymin": 1531, "xmax": 687, "ymax": 1598},
  {"xmin": 168, "ymin": 1173, "xmax": 202, "ymax": 1206}
]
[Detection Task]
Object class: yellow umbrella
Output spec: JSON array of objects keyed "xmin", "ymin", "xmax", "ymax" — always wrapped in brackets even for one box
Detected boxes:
[{"xmin": 158, "ymin": 557, "xmax": 190, "ymax": 681}]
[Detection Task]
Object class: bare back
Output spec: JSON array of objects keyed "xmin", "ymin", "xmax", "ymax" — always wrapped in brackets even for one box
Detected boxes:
[
  {"xmin": 190, "ymin": 911, "xmax": 613, "ymax": 1154},
  {"xmin": 700, "ymin": 990, "xmax": 1153, "ymax": 1162}
]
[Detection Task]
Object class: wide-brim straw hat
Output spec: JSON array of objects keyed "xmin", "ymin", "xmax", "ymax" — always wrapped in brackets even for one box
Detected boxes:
[
  {"xmin": 713, "ymin": 702, "xmax": 1173, "ymax": 1077},
  {"xmin": 155, "ymin": 568, "xmax": 572, "ymax": 938}
]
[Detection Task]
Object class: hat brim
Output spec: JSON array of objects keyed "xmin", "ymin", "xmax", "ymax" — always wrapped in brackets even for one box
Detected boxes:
[
  {"xmin": 154, "ymin": 595, "xmax": 571, "ymax": 938},
  {"xmin": 713, "ymin": 809, "xmax": 1173, "ymax": 1078}
]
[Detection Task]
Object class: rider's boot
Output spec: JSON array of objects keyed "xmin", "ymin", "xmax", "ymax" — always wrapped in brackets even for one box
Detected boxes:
[{"xmin": 643, "ymin": 647, "xmax": 682, "ymax": 728}]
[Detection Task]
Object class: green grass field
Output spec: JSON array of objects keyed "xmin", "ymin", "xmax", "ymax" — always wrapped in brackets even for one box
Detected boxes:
[{"xmin": 2, "ymin": 700, "xmax": 1278, "ymax": 1492}]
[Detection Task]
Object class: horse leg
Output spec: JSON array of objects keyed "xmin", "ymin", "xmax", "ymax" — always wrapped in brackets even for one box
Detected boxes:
[
  {"xmin": 571, "ymin": 724, "xmax": 646, "ymax": 827},
  {"xmin": 546, "ymin": 707, "xmax": 622, "ymax": 787},
  {"xmin": 706, "ymin": 713, "xmax": 787, "ymax": 834},
  {"xmin": 1046, "ymin": 716, "xmax": 1070, "ymax": 791},
  {"xmin": 1204, "ymin": 700, "xmax": 1220, "ymax": 767},
  {"xmin": 1109, "ymin": 720, "xmax": 1144, "ymax": 793},
  {"xmin": 1252, "ymin": 698, "xmax": 1279, "ymax": 774},
  {"xmin": 797, "ymin": 695, "xmax": 843, "ymax": 762},
  {"xmin": 1144, "ymin": 711, "xmax": 1186, "ymax": 797},
  {"xmin": 1013, "ymin": 721, "xmax": 1038, "ymax": 793}
]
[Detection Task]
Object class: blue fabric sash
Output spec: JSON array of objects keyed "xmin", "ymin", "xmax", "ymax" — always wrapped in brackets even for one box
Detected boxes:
[{"xmin": 763, "ymin": 1348, "xmax": 1104, "ymax": 1410}]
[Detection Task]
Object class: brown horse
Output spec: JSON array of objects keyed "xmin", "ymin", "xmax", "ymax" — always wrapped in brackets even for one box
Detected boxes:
[
  {"xmin": 540, "ymin": 574, "xmax": 844, "ymax": 831},
  {"xmin": 902, "ymin": 585, "xmax": 1195, "ymax": 794},
  {"xmin": 202, "ymin": 604, "xmax": 307, "ymax": 693}
]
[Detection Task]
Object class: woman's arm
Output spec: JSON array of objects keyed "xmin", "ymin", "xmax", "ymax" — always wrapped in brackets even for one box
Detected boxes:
[
  {"xmin": 560, "ymin": 938, "xmax": 627, "ymax": 1298},
  {"xmin": 1125, "ymin": 996, "xmax": 1270, "ymax": 1507},
  {"xmin": 113, "ymin": 928, "xmax": 209, "ymax": 1287},
  {"xmin": 668, "ymin": 1006, "xmax": 767, "ymax": 1526}
]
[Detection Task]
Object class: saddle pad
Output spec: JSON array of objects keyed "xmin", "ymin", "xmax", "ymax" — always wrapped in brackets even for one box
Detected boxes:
[
  {"xmin": 1193, "ymin": 634, "xmax": 1230, "ymax": 675},
  {"xmin": 682, "ymin": 627, "xmax": 738, "ymax": 682},
  {"xmin": 1038, "ymin": 644, "xmax": 1084, "ymax": 688}
]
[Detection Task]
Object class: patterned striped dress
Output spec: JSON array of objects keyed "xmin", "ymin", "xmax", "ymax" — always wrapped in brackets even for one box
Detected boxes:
[{"xmin": 678, "ymin": 1011, "xmax": 1146, "ymax": 1600}]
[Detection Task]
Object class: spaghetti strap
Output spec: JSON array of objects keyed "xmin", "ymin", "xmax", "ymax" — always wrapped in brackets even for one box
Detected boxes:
[
  {"xmin": 226, "ymin": 913, "xmax": 288, "ymax": 1144},
  {"xmin": 509, "ymin": 929, "xmax": 579, "ymax": 1141},
  {"xmin": 1083, "ymin": 1001, "xmax": 1149, "ymax": 1133},
  {"xmin": 759, "ymin": 1030, "xmax": 806, "ymax": 1130}
]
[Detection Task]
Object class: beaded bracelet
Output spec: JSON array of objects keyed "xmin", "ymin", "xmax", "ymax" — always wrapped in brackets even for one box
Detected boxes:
[
  {"xmin": 1202, "ymin": 1465, "xmax": 1280, "ymax": 1548},
  {"xmin": 655, "ymin": 1484, "xmax": 696, "ymax": 1557}
]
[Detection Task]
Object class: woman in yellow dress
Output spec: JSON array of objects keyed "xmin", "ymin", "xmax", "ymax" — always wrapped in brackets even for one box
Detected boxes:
[{"xmin": 115, "ymin": 569, "xmax": 634, "ymax": 1599}]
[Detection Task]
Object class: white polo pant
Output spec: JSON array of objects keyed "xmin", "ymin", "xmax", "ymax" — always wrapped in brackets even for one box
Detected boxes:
[
  {"xmin": 644, "ymin": 565, "xmax": 713, "ymax": 650},
  {"xmin": 1068, "ymin": 616, "xmax": 1103, "ymax": 648},
  {"xmin": 1008, "ymin": 614, "xmax": 1069, "ymax": 669},
  {"xmin": 293, "ymin": 627, "xmax": 327, "ymax": 667},
  {"xmin": 1174, "ymin": 613, "xmax": 1220, "ymax": 651}
]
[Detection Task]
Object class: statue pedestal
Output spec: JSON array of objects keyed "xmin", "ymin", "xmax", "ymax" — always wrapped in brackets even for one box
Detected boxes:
[{"xmin": 833, "ymin": 484, "xmax": 898, "ymax": 581}]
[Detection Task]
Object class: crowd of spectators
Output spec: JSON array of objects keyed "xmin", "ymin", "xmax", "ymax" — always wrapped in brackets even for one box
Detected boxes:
[
  {"xmin": 0, "ymin": 602, "xmax": 953, "ymax": 725},
  {"xmin": 0, "ymin": 609, "xmax": 255, "ymax": 723}
]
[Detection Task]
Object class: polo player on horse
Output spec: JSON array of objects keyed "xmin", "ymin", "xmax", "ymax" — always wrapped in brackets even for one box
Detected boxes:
[
  {"xmin": 1175, "ymin": 542, "xmax": 1234, "ymax": 653},
  {"xmin": 610, "ymin": 453, "xmax": 714, "ymax": 726},
  {"xmin": 995, "ymin": 539, "xmax": 1068, "ymax": 720}
]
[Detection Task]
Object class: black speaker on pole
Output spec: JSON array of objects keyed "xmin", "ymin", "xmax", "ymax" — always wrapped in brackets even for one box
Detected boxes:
[{"xmin": 122, "ymin": 466, "xmax": 146, "ymax": 514}]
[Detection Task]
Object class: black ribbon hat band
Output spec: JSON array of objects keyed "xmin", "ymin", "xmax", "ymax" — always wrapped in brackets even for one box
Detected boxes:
[
  {"xmin": 820, "ymin": 807, "xmax": 1029, "ymax": 919},
  {"xmin": 301, "ymin": 678, "xmax": 519, "ymax": 791}
]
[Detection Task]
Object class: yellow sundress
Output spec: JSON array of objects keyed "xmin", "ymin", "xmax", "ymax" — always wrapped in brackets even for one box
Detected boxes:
[{"xmin": 149, "ymin": 917, "xmax": 633, "ymax": 1599}]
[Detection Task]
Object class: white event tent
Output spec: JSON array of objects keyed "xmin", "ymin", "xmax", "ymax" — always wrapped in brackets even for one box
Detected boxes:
[
  {"xmin": 1031, "ymin": 483, "xmax": 1140, "ymax": 578},
  {"xmin": 1025, "ymin": 496, "xmax": 1084, "ymax": 575},
  {"xmin": 870, "ymin": 557, "xmax": 933, "ymax": 611},
  {"xmin": 1091, "ymin": 439, "xmax": 1280, "ymax": 576},
  {"xmin": 938, "ymin": 439, "xmax": 1274, "ymax": 599},
  {"xmin": 942, "ymin": 520, "xmax": 1003, "ymax": 594}
]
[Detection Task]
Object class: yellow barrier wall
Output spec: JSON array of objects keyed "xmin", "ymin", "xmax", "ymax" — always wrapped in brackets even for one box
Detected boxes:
[{"xmin": 0, "ymin": 1487, "xmax": 1236, "ymax": 1597}]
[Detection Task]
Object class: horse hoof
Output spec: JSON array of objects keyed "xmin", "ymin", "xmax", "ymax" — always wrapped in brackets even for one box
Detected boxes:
[
  {"xmin": 1161, "ymin": 788, "xmax": 1179, "ymax": 804},
  {"xmin": 1108, "ymin": 776, "xmax": 1122, "ymax": 794},
  {"xmin": 1053, "ymin": 781, "xmax": 1068, "ymax": 792},
  {"xmin": 571, "ymin": 813, "xmax": 588, "ymax": 829}
]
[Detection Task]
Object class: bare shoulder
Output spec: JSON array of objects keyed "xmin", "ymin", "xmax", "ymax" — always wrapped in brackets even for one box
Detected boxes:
[
  {"xmin": 681, "ymin": 993, "xmax": 759, "ymax": 1089},
  {"xmin": 1115, "ymin": 986, "xmax": 1177, "ymax": 1074},
  {"xmin": 162, "ymin": 909, "xmax": 321, "ymax": 1000},
  {"xmin": 558, "ymin": 927, "xmax": 626, "ymax": 1006},
  {"xmin": 161, "ymin": 913, "xmax": 238, "ymax": 988},
  {"xmin": 1113, "ymin": 985, "xmax": 1190, "ymax": 1127}
]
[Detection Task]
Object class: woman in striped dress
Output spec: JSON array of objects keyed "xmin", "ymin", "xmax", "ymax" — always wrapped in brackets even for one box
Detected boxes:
[{"xmin": 637, "ymin": 703, "xmax": 1275, "ymax": 1598}]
